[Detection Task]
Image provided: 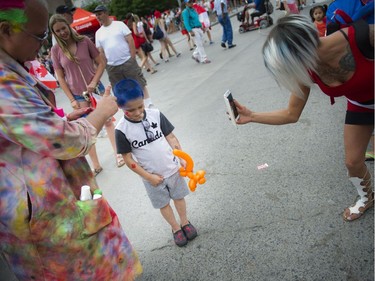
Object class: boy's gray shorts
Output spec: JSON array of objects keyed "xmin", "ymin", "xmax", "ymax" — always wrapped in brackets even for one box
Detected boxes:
[{"xmin": 142, "ymin": 171, "xmax": 189, "ymax": 209}]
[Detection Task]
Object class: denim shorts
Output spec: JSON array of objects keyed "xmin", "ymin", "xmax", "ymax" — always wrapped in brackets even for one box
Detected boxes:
[
  {"xmin": 142, "ymin": 170, "xmax": 189, "ymax": 209},
  {"xmin": 72, "ymin": 81, "xmax": 105, "ymax": 102}
]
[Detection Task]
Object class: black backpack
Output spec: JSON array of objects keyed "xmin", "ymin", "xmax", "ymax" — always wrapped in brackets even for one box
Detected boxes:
[{"xmin": 152, "ymin": 24, "xmax": 164, "ymax": 40}]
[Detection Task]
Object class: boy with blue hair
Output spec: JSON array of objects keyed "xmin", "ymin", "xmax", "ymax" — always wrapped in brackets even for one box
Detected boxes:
[{"xmin": 113, "ymin": 78, "xmax": 197, "ymax": 247}]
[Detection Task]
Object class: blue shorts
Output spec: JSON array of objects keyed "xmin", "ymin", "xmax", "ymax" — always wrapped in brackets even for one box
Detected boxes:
[{"xmin": 72, "ymin": 81, "xmax": 105, "ymax": 102}]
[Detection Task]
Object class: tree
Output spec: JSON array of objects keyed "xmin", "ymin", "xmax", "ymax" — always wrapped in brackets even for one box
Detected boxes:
[
  {"xmin": 82, "ymin": 1, "xmax": 103, "ymax": 13},
  {"xmin": 109, "ymin": 0, "xmax": 180, "ymax": 20}
]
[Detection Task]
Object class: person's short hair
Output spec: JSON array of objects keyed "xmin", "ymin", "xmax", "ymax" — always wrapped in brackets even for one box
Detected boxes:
[
  {"xmin": 262, "ymin": 15, "xmax": 319, "ymax": 99},
  {"xmin": 93, "ymin": 5, "xmax": 108, "ymax": 13},
  {"xmin": 113, "ymin": 79, "xmax": 144, "ymax": 107},
  {"xmin": 56, "ymin": 5, "xmax": 76, "ymax": 14}
]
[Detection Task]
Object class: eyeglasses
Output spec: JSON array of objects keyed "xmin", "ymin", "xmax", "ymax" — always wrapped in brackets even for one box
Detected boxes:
[
  {"xmin": 142, "ymin": 119, "xmax": 154, "ymax": 142},
  {"xmin": 22, "ymin": 28, "xmax": 49, "ymax": 43}
]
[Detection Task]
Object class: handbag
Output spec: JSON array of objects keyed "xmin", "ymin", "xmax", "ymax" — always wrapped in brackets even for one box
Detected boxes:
[
  {"xmin": 77, "ymin": 65, "xmax": 100, "ymax": 108},
  {"xmin": 141, "ymin": 42, "xmax": 154, "ymax": 53},
  {"xmin": 152, "ymin": 25, "xmax": 164, "ymax": 40}
]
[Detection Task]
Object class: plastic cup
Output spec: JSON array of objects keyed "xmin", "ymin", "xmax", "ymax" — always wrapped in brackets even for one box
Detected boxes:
[{"xmin": 80, "ymin": 185, "xmax": 92, "ymax": 201}]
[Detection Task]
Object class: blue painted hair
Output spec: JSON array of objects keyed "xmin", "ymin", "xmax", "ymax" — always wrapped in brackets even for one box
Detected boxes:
[{"xmin": 113, "ymin": 78, "xmax": 144, "ymax": 107}]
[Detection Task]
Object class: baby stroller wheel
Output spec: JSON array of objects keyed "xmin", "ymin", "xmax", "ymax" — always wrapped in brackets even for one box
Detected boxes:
[{"xmin": 239, "ymin": 26, "xmax": 245, "ymax": 33}]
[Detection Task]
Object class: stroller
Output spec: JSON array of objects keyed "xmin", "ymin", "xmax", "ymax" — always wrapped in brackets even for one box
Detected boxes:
[{"xmin": 237, "ymin": 0, "xmax": 274, "ymax": 33}]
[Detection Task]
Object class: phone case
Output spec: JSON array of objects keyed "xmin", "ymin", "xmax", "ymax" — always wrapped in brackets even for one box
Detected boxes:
[{"xmin": 224, "ymin": 90, "xmax": 239, "ymax": 127}]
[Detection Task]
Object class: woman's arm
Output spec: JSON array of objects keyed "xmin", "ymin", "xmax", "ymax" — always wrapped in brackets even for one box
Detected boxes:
[
  {"xmin": 235, "ymin": 87, "xmax": 310, "ymax": 125},
  {"xmin": 55, "ymin": 68, "xmax": 79, "ymax": 109},
  {"xmin": 282, "ymin": 0, "xmax": 291, "ymax": 13},
  {"xmin": 132, "ymin": 22, "xmax": 140, "ymax": 36},
  {"xmin": 87, "ymin": 53, "xmax": 106, "ymax": 93}
]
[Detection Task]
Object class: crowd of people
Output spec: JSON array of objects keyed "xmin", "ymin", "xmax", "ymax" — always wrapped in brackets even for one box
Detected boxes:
[{"xmin": 0, "ymin": 0, "xmax": 373, "ymax": 280}]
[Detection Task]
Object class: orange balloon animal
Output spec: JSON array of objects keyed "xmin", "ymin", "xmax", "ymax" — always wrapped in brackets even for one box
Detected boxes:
[{"xmin": 173, "ymin": 149, "xmax": 206, "ymax": 192}]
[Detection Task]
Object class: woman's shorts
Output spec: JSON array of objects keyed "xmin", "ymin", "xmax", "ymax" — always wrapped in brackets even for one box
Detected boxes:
[
  {"xmin": 345, "ymin": 100, "xmax": 374, "ymax": 125},
  {"xmin": 72, "ymin": 81, "xmax": 105, "ymax": 102},
  {"xmin": 142, "ymin": 171, "xmax": 189, "ymax": 209}
]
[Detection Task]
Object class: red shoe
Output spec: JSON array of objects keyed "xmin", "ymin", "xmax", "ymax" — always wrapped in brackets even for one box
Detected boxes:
[
  {"xmin": 173, "ymin": 229, "xmax": 187, "ymax": 247},
  {"xmin": 181, "ymin": 222, "xmax": 197, "ymax": 241}
]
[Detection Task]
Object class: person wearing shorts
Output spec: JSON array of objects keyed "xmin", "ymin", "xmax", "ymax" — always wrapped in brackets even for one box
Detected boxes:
[
  {"xmin": 94, "ymin": 5, "xmax": 154, "ymax": 108},
  {"xmin": 50, "ymin": 14, "xmax": 122, "ymax": 173},
  {"xmin": 114, "ymin": 78, "xmax": 198, "ymax": 247}
]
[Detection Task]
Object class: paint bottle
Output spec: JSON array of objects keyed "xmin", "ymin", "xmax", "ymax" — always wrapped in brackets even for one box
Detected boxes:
[{"xmin": 93, "ymin": 189, "xmax": 102, "ymax": 200}]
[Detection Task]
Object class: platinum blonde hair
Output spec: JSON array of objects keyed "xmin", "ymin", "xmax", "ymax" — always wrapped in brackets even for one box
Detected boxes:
[{"xmin": 262, "ymin": 15, "xmax": 320, "ymax": 99}]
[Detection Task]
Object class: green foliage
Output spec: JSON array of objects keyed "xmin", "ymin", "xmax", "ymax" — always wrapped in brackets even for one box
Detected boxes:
[
  {"xmin": 83, "ymin": 1, "xmax": 103, "ymax": 13},
  {"xmin": 108, "ymin": 0, "xmax": 180, "ymax": 20}
]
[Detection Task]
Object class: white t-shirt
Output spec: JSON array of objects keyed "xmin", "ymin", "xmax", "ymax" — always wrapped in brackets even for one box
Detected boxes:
[
  {"xmin": 95, "ymin": 21, "xmax": 132, "ymax": 66},
  {"xmin": 115, "ymin": 108, "xmax": 179, "ymax": 178},
  {"xmin": 214, "ymin": 0, "xmax": 227, "ymax": 15},
  {"xmin": 136, "ymin": 21, "xmax": 144, "ymax": 35}
]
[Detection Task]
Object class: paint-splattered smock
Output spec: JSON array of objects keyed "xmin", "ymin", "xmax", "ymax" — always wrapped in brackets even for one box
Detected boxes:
[{"xmin": 0, "ymin": 49, "xmax": 142, "ymax": 280}]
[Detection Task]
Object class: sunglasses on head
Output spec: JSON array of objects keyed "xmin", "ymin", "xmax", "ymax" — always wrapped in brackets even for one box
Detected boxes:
[{"xmin": 141, "ymin": 119, "xmax": 154, "ymax": 142}]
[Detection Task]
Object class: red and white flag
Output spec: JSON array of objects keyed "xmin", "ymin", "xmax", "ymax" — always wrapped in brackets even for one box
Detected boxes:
[{"xmin": 26, "ymin": 60, "xmax": 58, "ymax": 90}]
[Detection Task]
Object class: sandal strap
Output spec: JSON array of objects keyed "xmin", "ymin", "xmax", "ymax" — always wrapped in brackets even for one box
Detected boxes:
[
  {"xmin": 349, "ymin": 198, "xmax": 369, "ymax": 214},
  {"xmin": 347, "ymin": 171, "xmax": 373, "ymax": 215}
]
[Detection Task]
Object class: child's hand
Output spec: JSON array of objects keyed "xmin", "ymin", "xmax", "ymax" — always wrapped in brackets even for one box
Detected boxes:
[
  {"xmin": 148, "ymin": 174, "xmax": 164, "ymax": 187},
  {"xmin": 179, "ymin": 158, "xmax": 187, "ymax": 169}
]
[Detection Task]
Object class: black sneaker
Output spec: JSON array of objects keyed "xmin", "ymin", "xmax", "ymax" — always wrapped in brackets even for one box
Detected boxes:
[
  {"xmin": 228, "ymin": 44, "xmax": 236, "ymax": 49},
  {"xmin": 181, "ymin": 222, "xmax": 197, "ymax": 241},
  {"xmin": 173, "ymin": 229, "xmax": 188, "ymax": 247},
  {"xmin": 221, "ymin": 42, "xmax": 226, "ymax": 48}
]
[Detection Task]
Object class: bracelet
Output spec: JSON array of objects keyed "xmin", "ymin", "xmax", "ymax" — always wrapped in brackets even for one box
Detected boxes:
[{"xmin": 70, "ymin": 99, "xmax": 76, "ymax": 103}]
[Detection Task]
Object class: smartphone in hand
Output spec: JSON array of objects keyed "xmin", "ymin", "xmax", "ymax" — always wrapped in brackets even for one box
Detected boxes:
[{"xmin": 224, "ymin": 90, "xmax": 239, "ymax": 127}]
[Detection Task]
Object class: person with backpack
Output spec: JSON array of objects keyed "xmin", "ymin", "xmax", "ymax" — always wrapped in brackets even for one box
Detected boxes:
[
  {"xmin": 234, "ymin": 15, "xmax": 374, "ymax": 222},
  {"xmin": 153, "ymin": 11, "xmax": 181, "ymax": 63}
]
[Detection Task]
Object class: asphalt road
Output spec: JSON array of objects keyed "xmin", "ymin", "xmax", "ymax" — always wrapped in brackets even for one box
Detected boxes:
[
  {"xmin": 1, "ymin": 2, "xmax": 373, "ymax": 281},
  {"xmin": 93, "ymin": 5, "xmax": 373, "ymax": 281}
]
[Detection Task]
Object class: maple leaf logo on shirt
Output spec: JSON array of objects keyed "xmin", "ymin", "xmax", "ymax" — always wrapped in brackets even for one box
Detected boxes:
[{"xmin": 151, "ymin": 122, "xmax": 157, "ymax": 129}]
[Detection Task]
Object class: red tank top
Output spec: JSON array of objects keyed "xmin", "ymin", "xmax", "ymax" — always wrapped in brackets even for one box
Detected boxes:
[{"xmin": 310, "ymin": 25, "xmax": 374, "ymax": 104}]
